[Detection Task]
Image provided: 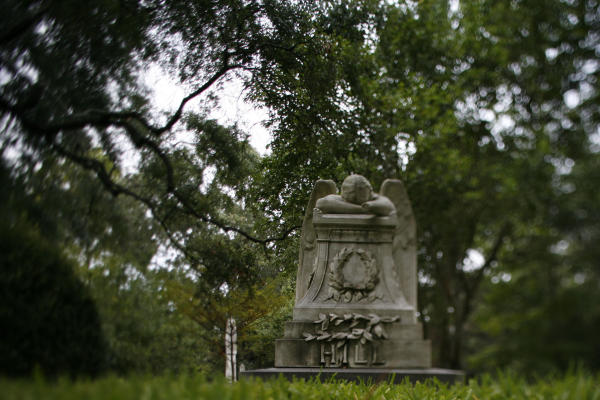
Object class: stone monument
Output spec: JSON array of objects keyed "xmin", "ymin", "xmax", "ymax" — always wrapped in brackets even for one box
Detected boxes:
[{"xmin": 242, "ymin": 175, "xmax": 463, "ymax": 382}]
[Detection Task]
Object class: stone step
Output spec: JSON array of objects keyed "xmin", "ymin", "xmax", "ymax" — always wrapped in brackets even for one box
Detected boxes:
[{"xmin": 240, "ymin": 367, "xmax": 465, "ymax": 384}]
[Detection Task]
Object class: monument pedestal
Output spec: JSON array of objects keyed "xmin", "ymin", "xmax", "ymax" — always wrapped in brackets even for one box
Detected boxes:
[
  {"xmin": 276, "ymin": 211, "xmax": 431, "ymax": 370},
  {"xmin": 275, "ymin": 320, "xmax": 431, "ymax": 368},
  {"xmin": 242, "ymin": 176, "xmax": 463, "ymax": 383}
]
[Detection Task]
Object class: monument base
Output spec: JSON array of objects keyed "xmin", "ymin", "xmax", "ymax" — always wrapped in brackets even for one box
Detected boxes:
[{"xmin": 240, "ymin": 367, "xmax": 465, "ymax": 384}]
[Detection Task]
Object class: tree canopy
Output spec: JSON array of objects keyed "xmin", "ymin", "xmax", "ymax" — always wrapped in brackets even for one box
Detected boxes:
[{"xmin": 1, "ymin": 0, "xmax": 599, "ymax": 375}]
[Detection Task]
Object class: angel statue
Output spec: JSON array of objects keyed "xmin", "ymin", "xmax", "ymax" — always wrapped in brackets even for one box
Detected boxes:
[
  {"xmin": 315, "ymin": 174, "xmax": 396, "ymax": 216},
  {"xmin": 295, "ymin": 174, "xmax": 417, "ymax": 316},
  {"xmin": 263, "ymin": 174, "xmax": 435, "ymax": 371}
]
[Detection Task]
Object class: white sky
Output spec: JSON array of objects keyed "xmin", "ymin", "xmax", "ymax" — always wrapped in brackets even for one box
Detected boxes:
[{"xmin": 144, "ymin": 65, "xmax": 272, "ymax": 155}]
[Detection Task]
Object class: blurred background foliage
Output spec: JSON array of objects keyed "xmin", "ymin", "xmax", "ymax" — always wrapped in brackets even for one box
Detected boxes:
[{"xmin": 0, "ymin": 0, "xmax": 598, "ymax": 377}]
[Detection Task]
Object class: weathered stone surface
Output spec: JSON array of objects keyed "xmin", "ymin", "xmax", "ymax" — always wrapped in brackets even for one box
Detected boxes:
[
  {"xmin": 275, "ymin": 338, "xmax": 431, "ymax": 368},
  {"xmin": 273, "ymin": 175, "xmax": 433, "ymax": 370},
  {"xmin": 240, "ymin": 368, "xmax": 465, "ymax": 384},
  {"xmin": 282, "ymin": 321, "xmax": 425, "ymax": 341},
  {"xmin": 293, "ymin": 212, "xmax": 415, "ymax": 322},
  {"xmin": 315, "ymin": 175, "xmax": 396, "ymax": 216}
]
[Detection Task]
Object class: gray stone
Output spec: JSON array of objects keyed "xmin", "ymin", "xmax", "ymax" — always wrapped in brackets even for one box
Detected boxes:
[
  {"xmin": 274, "ymin": 175, "xmax": 431, "ymax": 369},
  {"xmin": 315, "ymin": 175, "xmax": 396, "ymax": 216},
  {"xmin": 240, "ymin": 368, "xmax": 465, "ymax": 384},
  {"xmin": 275, "ymin": 338, "xmax": 431, "ymax": 368}
]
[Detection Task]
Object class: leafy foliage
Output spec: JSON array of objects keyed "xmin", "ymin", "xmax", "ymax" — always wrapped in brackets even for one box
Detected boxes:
[
  {"xmin": 0, "ymin": 221, "xmax": 107, "ymax": 377},
  {"xmin": 166, "ymin": 269, "xmax": 289, "ymax": 371},
  {"xmin": 1, "ymin": 0, "xmax": 599, "ymax": 376},
  {"xmin": 469, "ymin": 147, "xmax": 600, "ymax": 374},
  {"xmin": 250, "ymin": 0, "xmax": 600, "ymax": 370},
  {"xmin": 0, "ymin": 0, "xmax": 338, "ymax": 248},
  {"xmin": 92, "ymin": 267, "xmax": 209, "ymax": 374}
]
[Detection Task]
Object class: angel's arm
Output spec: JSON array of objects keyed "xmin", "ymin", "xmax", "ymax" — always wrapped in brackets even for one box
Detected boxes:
[
  {"xmin": 316, "ymin": 194, "xmax": 366, "ymax": 213},
  {"xmin": 362, "ymin": 194, "xmax": 396, "ymax": 216}
]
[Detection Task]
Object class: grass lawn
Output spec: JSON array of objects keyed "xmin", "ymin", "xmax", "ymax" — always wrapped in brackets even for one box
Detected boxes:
[{"xmin": 1, "ymin": 370, "xmax": 598, "ymax": 399}]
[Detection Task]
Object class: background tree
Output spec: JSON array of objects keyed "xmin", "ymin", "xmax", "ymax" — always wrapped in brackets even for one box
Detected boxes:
[
  {"xmin": 0, "ymin": 162, "xmax": 108, "ymax": 376},
  {"xmin": 2, "ymin": 0, "xmax": 598, "ymax": 376},
  {"xmin": 0, "ymin": 0, "xmax": 352, "ymax": 375},
  {"xmin": 469, "ymin": 139, "xmax": 600, "ymax": 374},
  {"xmin": 86, "ymin": 263, "xmax": 208, "ymax": 374},
  {"xmin": 251, "ymin": 0, "xmax": 599, "ymax": 370},
  {"xmin": 0, "ymin": 223, "xmax": 108, "ymax": 377},
  {"xmin": 0, "ymin": 0, "xmax": 337, "ymax": 248},
  {"xmin": 0, "ymin": 153, "xmax": 211, "ymax": 374}
]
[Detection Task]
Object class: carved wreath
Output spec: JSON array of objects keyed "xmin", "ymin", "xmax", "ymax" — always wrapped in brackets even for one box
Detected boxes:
[{"xmin": 328, "ymin": 248, "xmax": 379, "ymax": 303}]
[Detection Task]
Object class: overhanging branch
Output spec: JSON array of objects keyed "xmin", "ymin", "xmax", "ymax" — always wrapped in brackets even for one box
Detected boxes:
[{"xmin": 0, "ymin": 55, "xmax": 298, "ymax": 250}]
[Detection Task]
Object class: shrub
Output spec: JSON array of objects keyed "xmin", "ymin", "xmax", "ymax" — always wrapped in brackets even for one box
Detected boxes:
[{"xmin": 0, "ymin": 222, "xmax": 107, "ymax": 377}]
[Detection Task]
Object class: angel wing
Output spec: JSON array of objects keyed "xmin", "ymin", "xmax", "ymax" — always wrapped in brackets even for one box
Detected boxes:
[
  {"xmin": 295, "ymin": 179, "xmax": 337, "ymax": 304},
  {"xmin": 380, "ymin": 179, "xmax": 418, "ymax": 312}
]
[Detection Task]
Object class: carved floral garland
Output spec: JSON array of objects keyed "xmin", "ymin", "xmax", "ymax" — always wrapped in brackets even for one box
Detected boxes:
[
  {"xmin": 327, "ymin": 248, "xmax": 379, "ymax": 303},
  {"xmin": 303, "ymin": 313, "xmax": 400, "ymax": 347}
]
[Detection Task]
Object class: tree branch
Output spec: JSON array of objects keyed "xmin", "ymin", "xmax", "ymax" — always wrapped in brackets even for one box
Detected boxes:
[
  {"xmin": 0, "ymin": 56, "xmax": 298, "ymax": 251},
  {"xmin": 49, "ymin": 136, "xmax": 298, "ymax": 252},
  {"xmin": 0, "ymin": 3, "xmax": 50, "ymax": 45},
  {"xmin": 469, "ymin": 222, "xmax": 513, "ymax": 295},
  {"xmin": 455, "ymin": 221, "xmax": 513, "ymax": 327},
  {"xmin": 155, "ymin": 64, "xmax": 242, "ymax": 135}
]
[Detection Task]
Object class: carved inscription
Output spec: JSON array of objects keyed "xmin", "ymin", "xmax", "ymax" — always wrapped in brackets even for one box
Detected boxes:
[
  {"xmin": 303, "ymin": 313, "xmax": 399, "ymax": 368},
  {"xmin": 353, "ymin": 342, "xmax": 386, "ymax": 366},
  {"xmin": 320, "ymin": 342, "xmax": 348, "ymax": 367}
]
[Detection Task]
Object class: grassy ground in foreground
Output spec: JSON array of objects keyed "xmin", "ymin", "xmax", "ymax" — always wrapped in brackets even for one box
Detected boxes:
[{"xmin": 1, "ymin": 371, "xmax": 599, "ymax": 400}]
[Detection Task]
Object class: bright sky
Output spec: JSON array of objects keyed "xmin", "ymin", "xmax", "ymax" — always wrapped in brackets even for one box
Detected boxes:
[{"xmin": 145, "ymin": 64, "xmax": 272, "ymax": 155}]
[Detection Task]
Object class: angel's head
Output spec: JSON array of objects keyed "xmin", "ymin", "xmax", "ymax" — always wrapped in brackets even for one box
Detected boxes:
[{"xmin": 341, "ymin": 174, "xmax": 373, "ymax": 204}]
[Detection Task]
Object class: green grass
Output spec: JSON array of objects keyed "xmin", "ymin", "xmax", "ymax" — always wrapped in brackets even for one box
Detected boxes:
[{"xmin": 1, "ymin": 370, "xmax": 599, "ymax": 400}]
